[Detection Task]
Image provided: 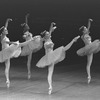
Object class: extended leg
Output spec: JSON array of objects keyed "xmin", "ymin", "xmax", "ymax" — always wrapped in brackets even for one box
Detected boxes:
[
  {"xmin": 64, "ymin": 36, "xmax": 80, "ymax": 51},
  {"xmin": 27, "ymin": 52, "xmax": 32, "ymax": 79},
  {"xmin": 5, "ymin": 59, "xmax": 10, "ymax": 88},
  {"xmin": 47, "ymin": 63, "xmax": 54, "ymax": 95},
  {"xmin": 86, "ymin": 54, "xmax": 93, "ymax": 84}
]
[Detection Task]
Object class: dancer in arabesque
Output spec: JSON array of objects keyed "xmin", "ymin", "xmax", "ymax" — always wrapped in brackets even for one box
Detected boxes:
[
  {"xmin": 77, "ymin": 18, "xmax": 100, "ymax": 84},
  {"xmin": 36, "ymin": 22, "xmax": 80, "ymax": 94},
  {"xmin": 20, "ymin": 14, "xmax": 43, "ymax": 79}
]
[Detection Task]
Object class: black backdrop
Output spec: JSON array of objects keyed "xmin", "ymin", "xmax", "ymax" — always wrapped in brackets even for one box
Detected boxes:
[{"xmin": 0, "ymin": 0, "xmax": 100, "ymax": 67}]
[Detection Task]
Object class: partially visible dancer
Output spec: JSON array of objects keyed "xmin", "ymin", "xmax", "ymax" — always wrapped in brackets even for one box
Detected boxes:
[
  {"xmin": 20, "ymin": 14, "xmax": 43, "ymax": 79},
  {"xmin": 0, "ymin": 18, "xmax": 21, "ymax": 88},
  {"xmin": 77, "ymin": 19, "xmax": 100, "ymax": 84},
  {"xmin": 36, "ymin": 22, "xmax": 80, "ymax": 94}
]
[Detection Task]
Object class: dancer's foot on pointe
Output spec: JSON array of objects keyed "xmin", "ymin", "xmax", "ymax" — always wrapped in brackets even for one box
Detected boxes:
[
  {"xmin": 6, "ymin": 80, "xmax": 10, "ymax": 88},
  {"xmin": 88, "ymin": 76, "xmax": 91, "ymax": 84},
  {"xmin": 48, "ymin": 87, "xmax": 52, "ymax": 95},
  {"xmin": 28, "ymin": 73, "xmax": 31, "ymax": 79}
]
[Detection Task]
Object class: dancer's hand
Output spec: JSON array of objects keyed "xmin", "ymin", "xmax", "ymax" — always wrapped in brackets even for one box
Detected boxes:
[
  {"xmin": 53, "ymin": 26, "xmax": 57, "ymax": 30},
  {"xmin": 13, "ymin": 43, "xmax": 18, "ymax": 45},
  {"xmin": 89, "ymin": 18, "xmax": 93, "ymax": 22},
  {"xmin": 32, "ymin": 36, "xmax": 34, "ymax": 40},
  {"xmin": 73, "ymin": 36, "xmax": 80, "ymax": 42},
  {"xmin": 52, "ymin": 22, "xmax": 56, "ymax": 25},
  {"xmin": 13, "ymin": 41, "xmax": 19, "ymax": 45}
]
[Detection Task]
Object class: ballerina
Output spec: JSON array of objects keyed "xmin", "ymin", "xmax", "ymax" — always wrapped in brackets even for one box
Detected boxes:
[
  {"xmin": 0, "ymin": 18, "xmax": 34, "ymax": 88},
  {"xmin": 36, "ymin": 22, "xmax": 80, "ymax": 94},
  {"xmin": 20, "ymin": 14, "xmax": 43, "ymax": 79},
  {"xmin": 77, "ymin": 18, "xmax": 100, "ymax": 84}
]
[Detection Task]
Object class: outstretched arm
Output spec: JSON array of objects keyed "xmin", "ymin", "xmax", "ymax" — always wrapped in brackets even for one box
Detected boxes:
[
  {"xmin": 64, "ymin": 36, "xmax": 80, "ymax": 51},
  {"xmin": 18, "ymin": 38, "xmax": 33, "ymax": 47},
  {"xmin": 5, "ymin": 41, "xmax": 18, "ymax": 45}
]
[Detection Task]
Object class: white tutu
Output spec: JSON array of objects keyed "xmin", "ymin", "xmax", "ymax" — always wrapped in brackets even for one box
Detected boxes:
[
  {"xmin": 21, "ymin": 36, "xmax": 43, "ymax": 56},
  {"xmin": 36, "ymin": 46, "xmax": 66, "ymax": 68},
  {"xmin": 0, "ymin": 43, "xmax": 21, "ymax": 62},
  {"xmin": 77, "ymin": 39, "xmax": 100, "ymax": 56}
]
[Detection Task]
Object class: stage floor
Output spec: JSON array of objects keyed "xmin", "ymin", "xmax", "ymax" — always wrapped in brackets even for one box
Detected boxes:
[{"xmin": 0, "ymin": 63, "xmax": 100, "ymax": 100}]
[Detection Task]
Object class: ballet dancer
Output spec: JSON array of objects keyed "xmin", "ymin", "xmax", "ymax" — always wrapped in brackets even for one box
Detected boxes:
[
  {"xmin": 77, "ymin": 18, "xmax": 100, "ymax": 84},
  {"xmin": 36, "ymin": 22, "xmax": 80, "ymax": 94},
  {"xmin": 0, "ymin": 18, "xmax": 34, "ymax": 88},
  {"xmin": 20, "ymin": 14, "xmax": 43, "ymax": 79}
]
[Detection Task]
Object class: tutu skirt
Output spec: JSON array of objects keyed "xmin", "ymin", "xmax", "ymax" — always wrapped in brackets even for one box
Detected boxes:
[
  {"xmin": 21, "ymin": 39, "xmax": 43, "ymax": 56},
  {"xmin": 77, "ymin": 39, "xmax": 100, "ymax": 56},
  {"xmin": 36, "ymin": 46, "xmax": 66, "ymax": 68},
  {"xmin": 0, "ymin": 43, "xmax": 21, "ymax": 62}
]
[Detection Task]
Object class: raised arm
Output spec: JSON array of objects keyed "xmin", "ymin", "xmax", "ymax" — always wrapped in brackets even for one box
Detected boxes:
[
  {"xmin": 87, "ymin": 18, "xmax": 93, "ymax": 32},
  {"xmin": 21, "ymin": 14, "xmax": 30, "ymax": 32},
  {"xmin": 49, "ymin": 22, "xmax": 57, "ymax": 35},
  {"xmin": 4, "ymin": 18, "xmax": 12, "ymax": 29},
  {"xmin": 21, "ymin": 14, "xmax": 29, "ymax": 26},
  {"xmin": 0, "ymin": 26, "xmax": 4, "ymax": 31}
]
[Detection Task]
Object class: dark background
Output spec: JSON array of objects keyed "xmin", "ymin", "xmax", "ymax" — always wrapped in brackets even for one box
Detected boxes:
[{"xmin": 0, "ymin": 0, "xmax": 100, "ymax": 69}]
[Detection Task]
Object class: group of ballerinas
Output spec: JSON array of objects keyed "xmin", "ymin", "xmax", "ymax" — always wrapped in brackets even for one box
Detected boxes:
[
  {"xmin": 0, "ymin": 14, "xmax": 100, "ymax": 94},
  {"xmin": 0, "ymin": 14, "xmax": 43, "ymax": 88}
]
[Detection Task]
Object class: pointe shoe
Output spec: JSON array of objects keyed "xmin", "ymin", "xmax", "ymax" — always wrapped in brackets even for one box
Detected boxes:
[
  {"xmin": 28, "ymin": 74, "xmax": 31, "ymax": 79},
  {"xmin": 6, "ymin": 81, "xmax": 10, "ymax": 88},
  {"xmin": 48, "ymin": 87, "xmax": 52, "ymax": 95},
  {"xmin": 88, "ymin": 77, "xmax": 91, "ymax": 84},
  {"xmin": 48, "ymin": 89, "xmax": 52, "ymax": 95}
]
